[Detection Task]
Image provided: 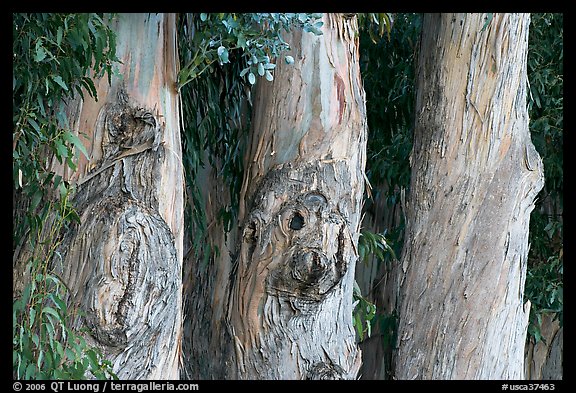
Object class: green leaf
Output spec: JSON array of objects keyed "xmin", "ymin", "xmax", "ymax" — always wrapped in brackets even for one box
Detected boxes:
[
  {"xmin": 31, "ymin": 333, "xmax": 40, "ymax": 348},
  {"xmin": 34, "ymin": 43, "xmax": 47, "ymax": 62},
  {"xmin": 240, "ymin": 67, "xmax": 250, "ymax": 77},
  {"xmin": 50, "ymin": 293, "xmax": 67, "ymax": 312},
  {"xmin": 258, "ymin": 62, "xmax": 265, "ymax": 76},
  {"xmin": 37, "ymin": 350, "xmax": 44, "ymax": 369},
  {"xmin": 37, "ymin": 94, "xmax": 46, "ymax": 117},
  {"xmin": 42, "ymin": 306, "xmax": 62, "ymax": 322},
  {"xmin": 54, "ymin": 341, "xmax": 66, "ymax": 359},
  {"xmin": 58, "ymin": 181, "xmax": 67, "ymax": 199},
  {"xmin": 31, "ymin": 188, "xmax": 43, "ymax": 211},
  {"xmin": 237, "ymin": 33, "xmax": 246, "ymax": 49},
  {"xmin": 200, "ymin": 13, "xmax": 208, "ymax": 22},
  {"xmin": 25, "ymin": 363, "xmax": 37, "ymax": 379},
  {"xmin": 27, "ymin": 117, "xmax": 41, "ymax": 133},
  {"xmin": 68, "ymin": 209, "xmax": 81, "ymax": 224},
  {"xmin": 265, "ymin": 70, "xmax": 273, "ymax": 82},
  {"xmin": 66, "ymin": 155, "xmax": 77, "ymax": 171},
  {"xmin": 86, "ymin": 349, "xmax": 99, "ymax": 370},
  {"xmin": 285, "ymin": 55, "xmax": 294, "ymax": 64},
  {"xmin": 62, "ymin": 131, "xmax": 89, "ymax": 159},
  {"xmin": 248, "ymin": 72, "xmax": 256, "ymax": 85},
  {"xmin": 217, "ymin": 46, "xmax": 229, "ymax": 63},
  {"xmin": 54, "ymin": 139, "xmax": 69, "ymax": 161},
  {"xmin": 57, "ymin": 26, "xmax": 63, "ymax": 46},
  {"xmin": 65, "ymin": 347, "xmax": 76, "ymax": 361},
  {"xmin": 81, "ymin": 76, "xmax": 98, "ymax": 99},
  {"xmin": 52, "ymin": 75, "xmax": 69, "ymax": 91}
]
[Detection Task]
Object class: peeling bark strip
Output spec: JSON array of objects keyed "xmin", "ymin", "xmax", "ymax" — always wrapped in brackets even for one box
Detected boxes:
[
  {"xmin": 52, "ymin": 14, "xmax": 183, "ymax": 379},
  {"xmin": 223, "ymin": 14, "xmax": 367, "ymax": 379},
  {"xmin": 394, "ymin": 14, "xmax": 544, "ymax": 379}
]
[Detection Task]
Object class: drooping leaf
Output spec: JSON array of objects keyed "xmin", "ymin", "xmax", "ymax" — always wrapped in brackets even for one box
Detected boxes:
[
  {"xmin": 62, "ymin": 131, "xmax": 89, "ymax": 159},
  {"xmin": 51, "ymin": 75, "xmax": 68, "ymax": 91}
]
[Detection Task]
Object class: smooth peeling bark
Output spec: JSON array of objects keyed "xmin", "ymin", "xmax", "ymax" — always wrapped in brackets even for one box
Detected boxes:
[
  {"xmin": 225, "ymin": 13, "xmax": 367, "ymax": 379},
  {"xmin": 52, "ymin": 13, "xmax": 183, "ymax": 379},
  {"xmin": 394, "ymin": 13, "xmax": 544, "ymax": 379}
]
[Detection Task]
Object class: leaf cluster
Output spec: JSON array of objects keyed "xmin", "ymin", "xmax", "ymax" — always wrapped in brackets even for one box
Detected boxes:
[
  {"xmin": 358, "ymin": 229, "xmax": 397, "ymax": 265},
  {"xmin": 178, "ymin": 13, "xmax": 323, "ymax": 90},
  {"xmin": 353, "ymin": 280, "xmax": 377, "ymax": 342},
  {"xmin": 13, "ymin": 13, "xmax": 119, "ymax": 249}
]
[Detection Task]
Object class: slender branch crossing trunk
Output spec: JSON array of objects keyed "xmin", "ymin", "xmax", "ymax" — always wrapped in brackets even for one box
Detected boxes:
[{"xmin": 394, "ymin": 13, "xmax": 544, "ymax": 379}]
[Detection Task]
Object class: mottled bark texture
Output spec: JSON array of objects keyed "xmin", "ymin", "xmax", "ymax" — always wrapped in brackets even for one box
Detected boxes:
[
  {"xmin": 394, "ymin": 13, "xmax": 544, "ymax": 379},
  {"xmin": 183, "ymin": 13, "xmax": 367, "ymax": 379},
  {"xmin": 52, "ymin": 13, "xmax": 183, "ymax": 379}
]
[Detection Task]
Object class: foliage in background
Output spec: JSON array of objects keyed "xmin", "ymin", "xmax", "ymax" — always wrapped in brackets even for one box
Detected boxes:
[
  {"xmin": 357, "ymin": 13, "xmax": 394, "ymax": 42},
  {"xmin": 13, "ymin": 13, "xmax": 119, "ymax": 379},
  {"xmin": 177, "ymin": 13, "xmax": 322, "ymax": 263},
  {"xmin": 353, "ymin": 280, "xmax": 377, "ymax": 342},
  {"xmin": 361, "ymin": 13, "xmax": 420, "ymax": 206},
  {"xmin": 358, "ymin": 230, "xmax": 397, "ymax": 265},
  {"xmin": 355, "ymin": 13, "xmax": 421, "ymax": 351},
  {"xmin": 524, "ymin": 13, "xmax": 563, "ymax": 343},
  {"xmin": 354, "ymin": 229, "xmax": 398, "ymax": 342}
]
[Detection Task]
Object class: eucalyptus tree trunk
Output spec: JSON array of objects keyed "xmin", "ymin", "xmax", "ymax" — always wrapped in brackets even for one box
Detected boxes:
[
  {"xmin": 51, "ymin": 13, "xmax": 183, "ymax": 379},
  {"xmin": 183, "ymin": 13, "xmax": 367, "ymax": 379},
  {"xmin": 524, "ymin": 313, "xmax": 563, "ymax": 380},
  {"xmin": 394, "ymin": 13, "xmax": 544, "ymax": 379}
]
